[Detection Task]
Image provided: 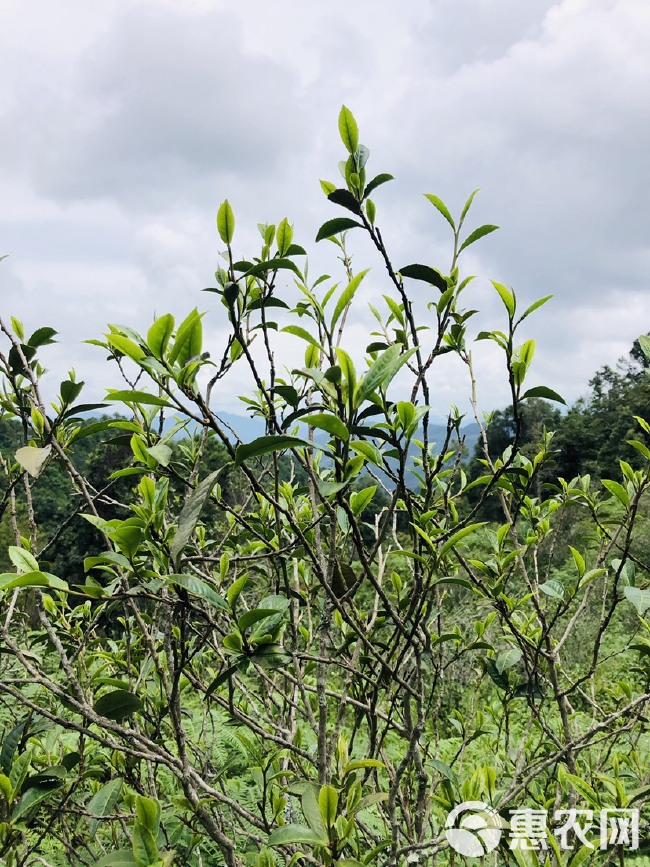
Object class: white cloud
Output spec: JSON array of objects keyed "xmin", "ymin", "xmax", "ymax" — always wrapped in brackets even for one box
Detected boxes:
[{"xmin": 0, "ymin": 0, "xmax": 648, "ymax": 421}]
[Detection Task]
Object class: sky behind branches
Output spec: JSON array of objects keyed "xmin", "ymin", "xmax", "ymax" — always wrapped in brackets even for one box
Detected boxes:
[{"xmin": 1, "ymin": 0, "xmax": 648, "ymax": 418}]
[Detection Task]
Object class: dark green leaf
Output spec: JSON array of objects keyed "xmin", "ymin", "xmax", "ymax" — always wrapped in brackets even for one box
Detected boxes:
[
  {"xmin": 399, "ymin": 264, "xmax": 447, "ymax": 292},
  {"xmin": 0, "ymin": 717, "xmax": 29, "ymax": 774},
  {"xmin": 12, "ymin": 782, "xmax": 62, "ymax": 821},
  {"xmin": 286, "ymin": 243, "xmax": 307, "ymax": 256},
  {"xmin": 364, "ymin": 173, "xmax": 394, "ymax": 197},
  {"xmin": 205, "ymin": 663, "xmax": 240, "ymax": 697},
  {"xmin": 62, "ymin": 403, "xmax": 108, "ymax": 419},
  {"xmin": 60, "ymin": 379, "xmax": 84, "ymax": 404},
  {"xmin": 316, "ymin": 218, "xmax": 363, "ymax": 242},
  {"xmin": 246, "ymin": 258, "xmax": 302, "ymax": 278},
  {"xmin": 168, "ymin": 574, "xmax": 227, "ymax": 609},
  {"xmin": 327, "ymin": 188, "xmax": 362, "ymax": 215},
  {"xmin": 93, "ymin": 690, "xmax": 143, "ymax": 721},
  {"xmin": 521, "ymin": 386, "xmax": 566, "ymax": 405},
  {"xmin": 238, "ymin": 608, "xmax": 283, "ymax": 633},
  {"xmin": 27, "ymin": 326, "xmax": 58, "ymax": 348},
  {"xmin": 235, "ymin": 435, "xmax": 318, "ymax": 466},
  {"xmin": 483, "ymin": 658, "xmax": 510, "ymax": 691}
]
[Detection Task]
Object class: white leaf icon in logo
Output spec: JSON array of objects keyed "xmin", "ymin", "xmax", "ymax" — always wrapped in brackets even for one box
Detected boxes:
[{"xmin": 445, "ymin": 801, "xmax": 503, "ymax": 857}]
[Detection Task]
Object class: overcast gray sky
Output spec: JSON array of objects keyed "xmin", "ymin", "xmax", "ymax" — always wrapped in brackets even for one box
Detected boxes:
[{"xmin": 1, "ymin": 0, "xmax": 648, "ymax": 419}]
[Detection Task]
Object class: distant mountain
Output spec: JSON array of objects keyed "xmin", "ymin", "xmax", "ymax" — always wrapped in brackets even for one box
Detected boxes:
[{"xmin": 216, "ymin": 412, "xmax": 480, "ymax": 456}]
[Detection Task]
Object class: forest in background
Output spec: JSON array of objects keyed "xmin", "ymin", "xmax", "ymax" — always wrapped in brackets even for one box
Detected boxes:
[{"xmin": 2, "ymin": 339, "xmax": 647, "ymax": 583}]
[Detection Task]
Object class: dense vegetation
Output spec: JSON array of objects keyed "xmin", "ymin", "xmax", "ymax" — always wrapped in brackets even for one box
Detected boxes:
[{"xmin": 1, "ymin": 108, "xmax": 649, "ymax": 867}]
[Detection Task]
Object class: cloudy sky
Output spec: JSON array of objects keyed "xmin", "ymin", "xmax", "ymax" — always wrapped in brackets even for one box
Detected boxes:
[{"xmin": 1, "ymin": 0, "xmax": 648, "ymax": 421}]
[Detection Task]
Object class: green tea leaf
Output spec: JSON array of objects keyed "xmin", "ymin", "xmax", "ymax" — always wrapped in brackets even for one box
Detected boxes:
[
  {"xmin": 217, "ymin": 199, "xmax": 235, "ymax": 245},
  {"xmin": 338, "ymin": 105, "xmax": 359, "ymax": 154},
  {"xmin": 168, "ymin": 574, "xmax": 227, "ymax": 609},
  {"xmin": 439, "ymin": 523, "xmax": 487, "ymax": 557},
  {"xmin": 268, "ymin": 823, "xmax": 328, "ymax": 847},
  {"xmin": 327, "ymin": 188, "xmax": 362, "ymax": 215},
  {"xmin": 399, "ymin": 263, "xmax": 447, "ymax": 292},
  {"xmin": 601, "ymin": 479, "xmax": 630, "ymax": 508},
  {"xmin": 93, "ymin": 690, "xmax": 143, "ymax": 721},
  {"xmin": 105, "ymin": 390, "xmax": 174, "ymax": 408},
  {"xmin": 107, "ymin": 333, "xmax": 145, "ymax": 362},
  {"xmin": 8, "ymin": 547, "xmax": 39, "ymax": 573},
  {"xmin": 539, "ymin": 580, "xmax": 565, "ymax": 600},
  {"xmin": 355, "ymin": 345, "xmax": 416, "ymax": 407},
  {"xmin": 135, "ymin": 795, "xmax": 160, "ymax": 834},
  {"xmin": 364, "ymin": 172, "xmax": 394, "ymax": 197},
  {"xmin": 316, "ymin": 217, "xmax": 363, "ymax": 242},
  {"xmin": 491, "ymin": 281, "xmax": 516, "ymax": 317},
  {"xmin": 350, "ymin": 485, "xmax": 376, "ymax": 516},
  {"xmin": 171, "ymin": 468, "xmax": 226, "ymax": 567},
  {"xmin": 281, "ymin": 325, "xmax": 322, "ymax": 349},
  {"xmin": 0, "ymin": 571, "xmax": 68, "ymax": 592},
  {"xmin": 458, "ymin": 224, "xmax": 499, "ymax": 254},
  {"xmin": 423, "ymin": 194, "xmax": 455, "ymax": 230},
  {"xmin": 624, "ymin": 586, "xmax": 650, "ymax": 615},
  {"xmin": 349, "ymin": 440, "xmax": 383, "ymax": 467},
  {"xmin": 147, "ymin": 314, "xmax": 175, "ymax": 360},
  {"xmin": 133, "ymin": 823, "xmax": 158, "ymax": 867},
  {"xmin": 86, "ymin": 778, "xmax": 123, "ymax": 840},
  {"xmin": 518, "ymin": 295, "xmax": 553, "ymax": 323},
  {"xmin": 300, "ymin": 413, "xmax": 349, "ymax": 441},
  {"xmin": 12, "ymin": 781, "xmax": 62, "ymax": 821},
  {"xmin": 319, "ymin": 784, "xmax": 338, "ymax": 828},
  {"xmin": 235, "ymin": 435, "xmax": 318, "ymax": 466},
  {"xmin": 169, "ymin": 308, "xmax": 203, "ymax": 367},
  {"xmin": 331, "ymin": 269, "xmax": 370, "ymax": 331},
  {"xmin": 521, "ymin": 386, "xmax": 566, "ymax": 405}
]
